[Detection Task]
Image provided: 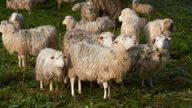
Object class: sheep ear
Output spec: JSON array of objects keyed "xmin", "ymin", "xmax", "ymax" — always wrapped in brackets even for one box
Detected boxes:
[
  {"xmin": 152, "ymin": 39, "xmax": 156, "ymax": 44},
  {"xmin": 119, "ymin": 16, "xmax": 123, "ymax": 22},
  {"xmin": 163, "ymin": 19, "xmax": 173, "ymax": 31},
  {"xmin": 113, "ymin": 41, "xmax": 118, "ymax": 44},
  {"xmin": 50, "ymin": 56, "xmax": 54, "ymax": 59}
]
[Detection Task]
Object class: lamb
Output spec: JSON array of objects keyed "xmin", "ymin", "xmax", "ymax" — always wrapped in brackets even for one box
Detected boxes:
[
  {"xmin": 57, "ymin": 0, "xmax": 76, "ymax": 9},
  {"xmin": 67, "ymin": 35, "xmax": 136, "ymax": 99},
  {"xmin": 9, "ymin": 12, "xmax": 26, "ymax": 29},
  {"xmin": 35, "ymin": 48, "xmax": 65, "ymax": 91},
  {"xmin": 63, "ymin": 29, "xmax": 115, "ymax": 59},
  {"xmin": 62, "ymin": 15, "xmax": 115, "ymax": 33},
  {"xmin": 128, "ymin": 35, "xmax": 171, "ymax": 87},
  {"xmin": 0, "ymin": 20, "xmax": 57, "ymax": 67},
  {"xmin": 132, "ymin": 0, "xmax": 154, "ymax": 14},
  {"xmin": 119, "ymin": 8, "xmax": 141, "ymax": 44},
  {"xmin": 144, "ymin": 18, "xmax": 176, "ymax": 44}
]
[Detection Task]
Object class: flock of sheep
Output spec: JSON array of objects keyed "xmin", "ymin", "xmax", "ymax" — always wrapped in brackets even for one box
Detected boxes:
[{"xmin": 0, "ymin": 0, "xmax": 176, "ymax": 99}]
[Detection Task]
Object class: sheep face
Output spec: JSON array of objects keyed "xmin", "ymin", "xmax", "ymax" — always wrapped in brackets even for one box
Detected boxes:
[
  {"xmin": 98, "ymin": 32, "xmax": 115, "ymax": 47},
  {"xmin": 0, "ymin": 21, "xmax": 15, "ymax": 33},
  {"xmin": 50, "ymin": 52, "xmax": 65, "ymax": 68},
  {"xmin": 114, "ymin": 35, "xmax": 136, "ymax": 50},
  {"xmin": 62, "ymin": 16, "xmax": 75, "ymax": 25},
  {"xmin": 163, "ymin": 18, "xmax": 176, "ymax": 33},
  {"xmin": 119, "ymin": 8, "xmax": 136, "ymax": 22},
  {"xmin": 82, "ymin": 4, "xmax": 98, "ymax": 21},
  {"xmin": 153, "ymin": 35, "xmax": 171, "ymax": 49}
]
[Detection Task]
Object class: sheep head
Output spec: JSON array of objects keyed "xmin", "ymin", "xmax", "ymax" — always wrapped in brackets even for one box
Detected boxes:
[
  {"xmin": 0, "ymin": 20, "xmax": 16, "ymax": 34},
  {"xmin": 50, "ymin": 51, "xmax": 64, "ymax": 68},
  {"xmin": 152, "ymin": 35, "xmax": 171, "ymax": 50},
  {"xmin": 98, "ymin": 32, "xmax": 115, "ymax": 47},
  {"xmin": 81, "ymin": 4, "xmax": 98, "ymax": 21},
  {"xmin": 62, "ymin": 15, "xmax": 76, "ymax": 30},
  {"xmin": 163, "ymin": 18, "xmax": 176, "ymax": 35},
  {"xmin": 119, "ymin": 8, "xmax": 137, "ymax": 22},
  {"xmin": 113, "ymin": 35, "xmax": 136, "ymax": 50}
]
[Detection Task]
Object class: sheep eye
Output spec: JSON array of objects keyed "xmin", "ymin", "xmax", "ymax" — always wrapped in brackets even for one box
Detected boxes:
[
  {"xmin": 50, "ymin": 56, "xmax": 54, "ymax": 59},
  {"xmin": 99, "ymin": 37, "xmax": 103, "ymax": 40}
]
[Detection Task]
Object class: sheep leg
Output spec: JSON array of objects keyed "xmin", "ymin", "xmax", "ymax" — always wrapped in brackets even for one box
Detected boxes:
[
  {"xmin": 107, "ymin": 83, "xmax": 111, "ymax": 99},
  {"xmin": 40, "ymin": 81, "xmax": 43, "ymax": 90},
  {"xmin": 50, "ymin": 80, "xmax": 53, "ymax": 92},
  {"xmin": 103, "ymin": 82, "xmax": 108, "ymax": 99},
  {"xmin": 21, "ymin": 55, "xmax": 26, "ymax": 67},
  {"xmin": 56, "ymin": 84, "xmax": 59, "ymax": 91},
  {"xmin": 149, "ymin": 78, "xmax": 153, "ymax": 88},
  {"xmin": 18, "ymin": 55, "xmax": 21, "ymax": 67},
  {"xmin": 70, "ymin": 77, "xmax": 75, "ymax": 97},
  {"xmin": 78, "ymin": 79, "xmax": 82, "ymax": 95},
  {"xmin": 147, "ymin": 12, "xmax": 150, "ymax": 21},
  {"xmin": 141, "ymin": 79, "xmax": 145, "ymax": 87},
  {"xmin": 64, "ymin": 77, "xmax": 68, "ymax": 84}
]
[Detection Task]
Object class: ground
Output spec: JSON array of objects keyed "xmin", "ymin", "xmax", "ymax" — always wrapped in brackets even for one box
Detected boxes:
[{"xmin": 0, "ymin": 0, "xmax": 192, "ymax": 107}]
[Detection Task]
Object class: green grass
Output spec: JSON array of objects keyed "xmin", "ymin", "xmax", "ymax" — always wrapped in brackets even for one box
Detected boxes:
[{"xmin": 0, "ymin": 0, "xmax": 192, "ymax": 107}]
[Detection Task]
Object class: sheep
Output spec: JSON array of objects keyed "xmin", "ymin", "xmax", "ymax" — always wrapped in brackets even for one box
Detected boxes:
[
  {"xmin": 132, "ymin": 0, "xmax": 153, "ymax": 19},
  {"xmin": 144, "ymin": 18, "xmax": 176, "ymax": 44},
  {"xmin": 119, "ymin": 8, "xmax": 141, "ymax": 44},
  {"xmin": 72, "ymin": 0, "xmax": 91, "ymax": 12},
  {"xmin": 9, "ymin": 12, "xmax": 26, "ymax": 29},
  {"xmin": 6, "ymin": 0, "xmax": 46, "ymax": 13},
  {"xmin": 36, "ymin": 48, "xmax": 65, "ymax": 91},
  {"xmin": 57, "ymin": 0, "xmax": 76, "ymax": 9},
  {"xmin": 63, "ymin": 29, "xmax": 115, "ymax": 85},
  {"xmin": 67, "ymin": 35, "xmax": 136, "ymax": 99},
  {"xmin": 128, "ymin": 35, "xmax": 171, "ymax": 87},
  {"xmin": 62, "ymin": 15, "xmax": 115, "ymax": 33},
  {"xmin": 6, "ymin": 0, "xmax": 35, "ymax": 13},
  {"xmin": 0, "ymin": 20, "xmax": 57, "ymax": 67},
  {"xmin": 91, "ymin": 0, "xmax": 128, "ymax": 26},
  {"xmin": 63, "ymin": 29, "xmax": 115, "ymax": 59}
]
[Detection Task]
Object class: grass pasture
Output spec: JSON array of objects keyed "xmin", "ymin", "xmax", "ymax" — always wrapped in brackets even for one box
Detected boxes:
[{"xmin": 0, "ymin": 0, "xmax": 192, "ymax": 107}]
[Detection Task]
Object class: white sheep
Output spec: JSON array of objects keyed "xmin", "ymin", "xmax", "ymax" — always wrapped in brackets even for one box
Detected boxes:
[
  {"xmin": 9, "ymin": 12, "xmax": 26, "ymax": 29},
  {"xmin": 57, "ymin": 0, "xmax": 76, "ymax": 9},
  {"xmin": 67, "ymin": 35, "xmax": 136, "ymax": 99},
  {"xmin": 132, "ymin": 0, "xmax": 153, "ymax": 15},
  {"xmin": 119, "ymin": 8, "xmax": 141, "ymax": 44},
  {"xmin": 128, "ymin": 35, "xmax": 171, "ymax": 87},
  {"xmin": 144, "ymin": 18, "xmax": 176, "ymax": 44},
  {"xmin": 0, "ymin": 20, "xmax": 57, "ymax": 67},
  {"xmin": 63, "ymin": 29, "xmax": 115, "ymax": 85},
  {"xmin": 62, "ymin": 15, "xmax": 115, "ymax": 34},
  {"xmin": 36, "ymin": 48, "xmax": 65, "ymax": 91}
]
